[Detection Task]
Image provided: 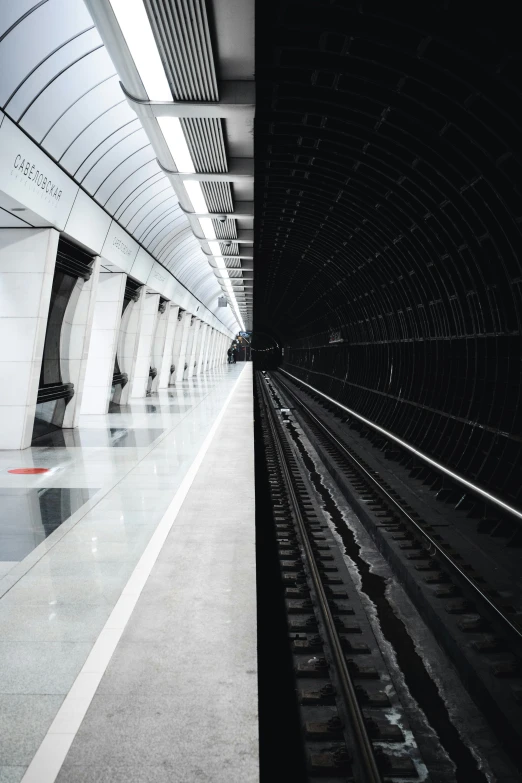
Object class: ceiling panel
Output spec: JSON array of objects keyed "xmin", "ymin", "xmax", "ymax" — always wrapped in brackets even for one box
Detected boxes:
[
  {"xmin": 46, "ymin": 76, "xmax": 124, "ymax": 161},
  {"xmin": 0, "ymin": 0, "xmax": 93, "ymax": 107},
  {"xmin": 20, "ymin": 48, "xmax": 115, "ymax": 141}
]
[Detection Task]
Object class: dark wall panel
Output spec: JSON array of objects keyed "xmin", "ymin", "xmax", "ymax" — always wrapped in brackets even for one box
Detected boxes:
[{"xmin": 32, "ymin": 239, "xmax": 93, "ymax": 441}]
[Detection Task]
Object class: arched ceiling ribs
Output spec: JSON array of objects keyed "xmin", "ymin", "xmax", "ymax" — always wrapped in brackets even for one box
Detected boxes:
[
  {"xmin": 256, "ymin": 0, "xmax": 522, "ymax": 504},
  {"xmin": 0, "ymin": 0, "xmax": 238, "ymax": 330}
]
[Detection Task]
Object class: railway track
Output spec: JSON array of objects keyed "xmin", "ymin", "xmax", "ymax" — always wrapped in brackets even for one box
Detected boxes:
[
  {"xmin": 261, "ymin": 368, "xmax": 522, "ymax": 779},
  {"xmin": 257, "ymin": 372, "xmax": 433, "ymax": 782}
]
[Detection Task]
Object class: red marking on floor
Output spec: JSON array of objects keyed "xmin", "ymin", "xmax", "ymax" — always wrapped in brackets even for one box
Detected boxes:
[{"xmin": 8, "ymin": 468, "xmax": 50, "ymax": 475}]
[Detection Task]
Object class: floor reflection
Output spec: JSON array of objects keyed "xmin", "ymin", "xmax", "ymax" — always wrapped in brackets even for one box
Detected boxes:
[
  {"xmin": 108, "ymin": 402, "xmax": 159, "ymax": 414},
  {"xmin": 0, "ymin": 487, "xmax": 98, "ymax": 561},
  {"xmin": 31, "ymin": 428, "xmax": 165, "ymax": 448}
]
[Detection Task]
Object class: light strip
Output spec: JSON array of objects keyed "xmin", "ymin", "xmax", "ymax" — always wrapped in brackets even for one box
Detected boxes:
[
  {"xmin": 209, "ymin": 243, "xmax": 246, "ymax": 331},
  {"xmin": 184, "ymin": 180, "xmax": 208, "ymax": 212},
  {"xmin": 108, "ymin": 0, "xmax": 245, "ymax": 332},
  {"xmin": 166, "ymin": 168, "xmax": 245, "ymax": 329},
  {"xmin": 281, "ymin": 369, "xmax": 522, "ymax": 521},
  {"xmin": 157, "ymin": 116, "xmax": 195, "ymax": 172},
  {"xmin": 199, "ymin": 218, "xmax": 216, "ymax": 240},
  {"xmin": 109, "ymin": 0, "xmax": 171, "ymax": 100},
  {"xmin": 110, "ymin": 2, "xmax": 194, "ymax": 175}
]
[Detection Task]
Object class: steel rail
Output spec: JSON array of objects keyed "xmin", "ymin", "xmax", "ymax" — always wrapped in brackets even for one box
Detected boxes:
[
  {"xmin": 275, "ymin": 372, "xmax": 522, "ymax": 642},
  {"xmin": 258, "ymin": 375, "xmax": 383, "ymax": 783},
  {"xmin": 280, "ymin": 369, "xmax": 522, "ymax": 523}
]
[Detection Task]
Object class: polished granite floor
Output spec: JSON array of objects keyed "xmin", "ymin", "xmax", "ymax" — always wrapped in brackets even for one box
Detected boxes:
[
  {"xmin": 0, "ymin": 488, "xmax": 98, "ymax": 564},
  {"xmin": 31, "ymin": 428, "xmax": 166, "ymax": 448},
  {"xmin": 0, "ymin": 364, "xmax": 247, "ymax": 783}
]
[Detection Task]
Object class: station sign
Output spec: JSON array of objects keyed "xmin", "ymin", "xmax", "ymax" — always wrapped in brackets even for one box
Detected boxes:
[
  {"xmin": 101, "ymin": 222, "xmax": 139, "ymax": 272},
  {"xmin": 0, "ymin": 115, "xmax": 78, "ymax": 230}
]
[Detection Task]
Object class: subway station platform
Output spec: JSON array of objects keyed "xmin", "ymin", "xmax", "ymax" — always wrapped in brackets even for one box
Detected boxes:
[{"xmin": 0, "ymin": 363, "xmax": 257, "ymax": 783}]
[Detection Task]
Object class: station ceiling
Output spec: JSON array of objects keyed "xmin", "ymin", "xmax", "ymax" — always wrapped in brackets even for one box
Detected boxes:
[{"xmin": 0, "ymin": 0, "xmax": 253, "ymax": 332}]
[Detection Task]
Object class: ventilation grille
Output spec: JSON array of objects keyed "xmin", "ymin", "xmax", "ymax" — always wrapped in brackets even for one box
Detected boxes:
[
  {"xmin": 224, "ymin": 257, "xmax": 241, "ymax": 268},
  {"xmin": 202, "ymin": 182, "xmax": 234, "ymax": 212},
  {"xmin": 181, "ymin": 118, "xmax": 227, "ymax": 172},
  {"xmin": 221, "ymin": 242, "xmax": 240, "ymax": 256},
  {"xmin": 145, "ymin": 0, "xmax": 218, "ymax": 101},
  {"xmin": 213, "ymin": 218, "xmax": 237, "ymax": 239}
]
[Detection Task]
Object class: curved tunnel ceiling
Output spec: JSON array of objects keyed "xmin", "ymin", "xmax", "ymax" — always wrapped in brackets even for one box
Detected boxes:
[
  {"xmin": 0, "ymin": 0, "xmax": 237, "ymax": 331},
  {"xmin": 255, "ymin": 2, "xmax": 522, "ymax": 504}
]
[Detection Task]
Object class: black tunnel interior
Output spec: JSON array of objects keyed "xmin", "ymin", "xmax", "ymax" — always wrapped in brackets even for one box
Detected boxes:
[{"xmin": 254, "ymin": 1, "xmax": 522, "ymax": 505}]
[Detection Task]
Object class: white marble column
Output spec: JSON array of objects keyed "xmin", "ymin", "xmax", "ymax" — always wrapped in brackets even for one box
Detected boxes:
[
  {"xmin": 223, "ymin": 334, "xmax": 229, "ymax": 364},
  {"xmin": 209, "ymin": 329, "xmax": 219, "ymax": 369},
  {"xmin": 196, "ymin": 323, "xmax": 209, "ymax": 375},
  {"xmin": 183, "ymin": 317, "xmax": 197, "ymax": 380},
  {"xmin": 187, "ymin": 318, "xmax": 202, "ymax": 379},
  {"xmin": 131, "ymin": 292, "xmax": 160, "ymax": 397},
  {"xmin": 217, "ymin": 334, "xmax": 225, "ymax": 366},
  {"xmin": 158, "ymin": 304, "xmax": 179, "ymax": 388},
  {"xmin": 117, "ymin": 286, "xmax": 145, "ymax": 405},
  {"xmin": 201, "ymin": 325, "xmax": 213, "ymax": 374},
  {"xmin": 216, "ymin": 331, "xmax": 224, "ymax": 367},
  {"xmin": 204, "ymin": 329, "xmax": 214, "ymax": 371},
  {"xmin": 81, "ymin": 273, "xmax": 126, "ymax": 415},
  {"xmin": 170, "ymin": 310, "xmax": 184, "ymax": 383},
  {"xmin": 220, "ymin": 334, "xmax": 226, "ymax": 364},
  {"xmin": 174, "ymin": 311, "xmax": 193, "ymax": 384},
  {"xmin": 212, "ymin": 332, "xmax": 220, "ymax": 368},
  {"xmin": 206, "ymin": 329, "xmax": 215, "ymax": 370},
  {"xmin": 61, "ymin": 257, "xmax": 101, "ymax": 428},
  {"xmin": 150, "ymin": 301, "xmax": 167, "ymax": 393},
  {"xmin": 0, "ymin": 228, "xmax": 59, "ymax": 449}
]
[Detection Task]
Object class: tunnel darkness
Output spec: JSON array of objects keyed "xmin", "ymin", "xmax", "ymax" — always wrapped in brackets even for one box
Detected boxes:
[
  {"xmin": 252, "ymin": 330, "xmax": 283, "ymax": 369},
  {"xmin": 255, "ymin": 2, "xmax": 522, "ymax": 505}
]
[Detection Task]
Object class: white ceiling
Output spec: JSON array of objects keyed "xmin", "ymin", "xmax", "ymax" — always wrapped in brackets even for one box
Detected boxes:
[{"xmin": 0, "ymin": 0, "xmax": 237, "ymax": 329}]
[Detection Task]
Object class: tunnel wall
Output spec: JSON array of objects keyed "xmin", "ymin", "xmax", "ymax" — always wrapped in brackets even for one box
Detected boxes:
[
  {"xmin": 284, "ymin": 330, "xmax": 521, "ymax": 504},
  {"xmin": 256, "ymin": 1, "xmax": 522, "ymax": 505}
]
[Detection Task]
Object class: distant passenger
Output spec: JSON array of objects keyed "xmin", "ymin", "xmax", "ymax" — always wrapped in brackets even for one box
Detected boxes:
[{"xmin": 227, "ymin": 347, "xmax": 232, "ymax": 364}]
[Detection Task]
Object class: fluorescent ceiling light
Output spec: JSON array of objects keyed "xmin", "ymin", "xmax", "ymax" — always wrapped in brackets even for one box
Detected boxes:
[
  {"xmin": 183, "ymin": 183, "xmax": 244, "ymax": 329},
  {"xmin": 208, "ymin": 240, "xmax": 222, "ymax": 257},
  {"xmin": 224, "ymin": 280, "xmax": 246, "ymax": 330},
  {"xmin": 109, "ymin": 0, "xmax": 171, "ymax": 101},
  {"xmin": 184, "ymin": 180, "xmax": 207, "ymax": 213},
  {"xmin": 199, "ymin": 218, "xmax": 216, "ymax": 240},
  {"xmin": 202, "ymin": 235, "xmax": 244, "ymax": 329},
  {"xmin": 157, "ymin": 116, "xmax": 195, "ymax": 173},
  {"xmin": 109, "ymin": 1, "xmax": 245, "ymax": 330},
  {"xmin": 207, "ymin": 241, "xmax": 245, "ymax": 328},
  {"xmin": 214, "ymin": 254, "xmax": 245, "ymax": 330}
]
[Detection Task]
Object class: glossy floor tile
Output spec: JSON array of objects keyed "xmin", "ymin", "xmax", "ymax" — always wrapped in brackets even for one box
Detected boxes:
[
  {"xmin": 0, "ymin": 489, "xmax": 98, "ymax": 562},
  {"xmin": 31, "ymin": 429, "xmax": 166, "ymax": 449},
  {"xmin": 53, "ymin": 364, "xmax": 257, "ymax": 783},
  {"xmin": 0, "ymin": 365, "xmax": 246, "ymax": 783}
]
